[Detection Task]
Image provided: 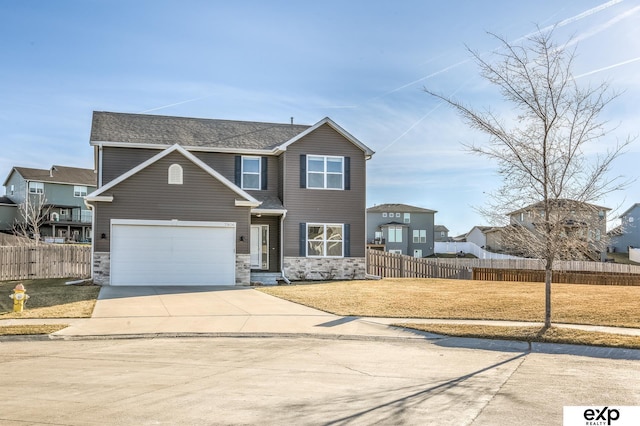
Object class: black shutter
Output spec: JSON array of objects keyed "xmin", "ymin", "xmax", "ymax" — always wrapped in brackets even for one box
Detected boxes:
[
  {"xmin": 300, "ymin": 154, "xmax": 306, "ymax": 188},
  {"xmin": 261, "ymin": 157, "xmax": 268, "ymax": 190},
  {"xmin": 344, "ymin": 156, "xmax": 351, "ymax": 190},
  {"xmin": 234, "ymin": 156, "xmax": 242, "ymax": 187},
  {"xmin": 299, "ymin": 222, "xmax": 307, "ymax": 257},
  {"xmin": 344, "ymin": 224, "xmax": 350, "ymax": 257}
]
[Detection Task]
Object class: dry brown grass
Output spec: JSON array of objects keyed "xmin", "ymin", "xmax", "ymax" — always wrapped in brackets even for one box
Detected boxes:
[
  {"xmin": 259, "ymin": 278, "xmax": 640, "ymax": 328},
  {"xmin": 398, "ymin": 324, "xmax": 640, "ymax": 349},
  {"xmin": 0, "ymin": 324, "xmax": 68, "ymax": 336},
  {"xmin": 0, "ymin": 278, "xmax": 100, "ymax": 319}
]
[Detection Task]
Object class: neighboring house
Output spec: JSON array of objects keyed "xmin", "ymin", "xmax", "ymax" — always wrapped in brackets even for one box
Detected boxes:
[
  {"xmin": 2, "ymin": 165, "xmax": 96, "ymax": 242},
  {"xmin": 0, "ymin": 196, "xmax": 17, "ymax": 231},
  {"xmin": 85, "ymin": 111, "xmax": 374, "ymax": 286},
  {"xmin": 464, "ymin": 226, "xmax": 493, "ymax": 248},
  {"xmin": 366, "ymin": 203, "xmax": 437, "ymax": 257},
  {"xmin": 434, "ymin": 225, "xmax": 450, "ymax": 242},
  {"xmin": 609, "ymin": 203, "xmax": 640, "ymax": 253},
  {"xmin": 505, "ymin": 199, "xmax": 609, "ymax": 259}
]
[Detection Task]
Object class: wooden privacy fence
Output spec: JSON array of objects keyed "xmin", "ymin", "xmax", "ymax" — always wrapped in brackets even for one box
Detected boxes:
[
  {"xmin": 0, "ymin": 245, "xmax": 91, "ymax": 281},
  {"xmin": 473, "ymin": 267, "xmax": 640, "ymax": 286},
  {"xmin": 367, "ymin": 249, "xmax": 471, "ymax": 279}
]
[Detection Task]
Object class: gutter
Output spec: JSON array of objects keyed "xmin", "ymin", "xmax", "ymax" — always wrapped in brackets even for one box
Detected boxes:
[
  {"xmin": 83, "ymin": 198, "xmax": 96, "ymax": 283},
  {"xmin": 280, "ymin": 210, "xmax": 291, "ymax": 284}
]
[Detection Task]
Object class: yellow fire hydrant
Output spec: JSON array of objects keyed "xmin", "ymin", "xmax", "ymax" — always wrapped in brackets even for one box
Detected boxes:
[{"xmin": 9, "ymin": 284, "xmax": 30, "ymax": 313}]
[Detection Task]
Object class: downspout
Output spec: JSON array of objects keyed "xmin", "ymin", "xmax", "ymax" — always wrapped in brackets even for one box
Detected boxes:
[
  {"xmin": 280, "ymin": 210, "xmax": 290, "ymax": 284},
  {"xmin": 84, "ymin": 199, "xmax": 96, "ymax": 283}
]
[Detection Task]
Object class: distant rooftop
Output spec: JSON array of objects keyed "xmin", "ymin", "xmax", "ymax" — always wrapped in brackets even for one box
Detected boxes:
[
  {"xmin": 6, "ymin": 165, "xmax": 96, "ymax": 187},
  {"xmin": 367, "ymin": 203, "xmax": 437, "ymax": 214}
]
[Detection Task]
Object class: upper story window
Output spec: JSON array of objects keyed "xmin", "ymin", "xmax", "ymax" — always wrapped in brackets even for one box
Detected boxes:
[
  {"xmin": 241, "ymin": 157, "xmax": 261, "ymax": 190},
  {"xmin": 10, "ymin": 185, "xmax": 14, "ymax": 195},
  {"xmin": 382, "ymin": 213, "xmax": 387, "ymax": 218},
  {"xmin": 28, "ymin": 181, "xmax": 44, "ymax": 194},
  {"xmin": 307, "ymin": 223, "xmax": 344, "ymax": 257},
  {"xmin": 168, "ymin": 164, "xmax": 183, "ymax": 185},
  {"xmin": 413, "ymin": 230, "xmax": 427, "ymax": 243},
  {"xmin": 388, "ymin": 226, "xmax": 403, "ymax": 243},
  {"xmin": 404, "ymin": 213, "xmax": 410, "ymax": 223},
  {"xmin": 74, "ymin": 185, "xmax": 88, "ymax": 197},
  {"xmin": 519, "ymin": 212, "xmax": 525, "ymax": 222},
  {"xmin": 307, "ymin": 155, "xmax": 343, "ymax": 189}
]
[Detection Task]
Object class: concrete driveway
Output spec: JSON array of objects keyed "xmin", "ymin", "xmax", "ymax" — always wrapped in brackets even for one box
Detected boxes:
[{"xmin": 54, "ymin": 286, "xmax": 422, "ymax": 339}]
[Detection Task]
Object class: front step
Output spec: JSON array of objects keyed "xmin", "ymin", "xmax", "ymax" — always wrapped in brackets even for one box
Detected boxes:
[{"xmin": 250, "ymin": 272, "xmax": 282, "ymax": 286}]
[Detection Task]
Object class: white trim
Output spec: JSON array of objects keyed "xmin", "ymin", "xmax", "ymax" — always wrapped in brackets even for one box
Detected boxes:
[
  {"xmin": 236, "ymin": 199, "xmax": 261, "ymax": 207},
  {"xmin": 241, "ymin": 156, "xmax": 261, "ymax": 190},
  {"xmin": 111, "ymin": 219, "xmax": 235, "ymax": 228},
  {"xmin": 85, "ymin": 195, "xmax": 113, "ymax": 202},
  {"xmin": 307, "ymin": 155, "xmax": 344, "ymax": 190},
  {"xmin": 306, "ymin": 223, "xmax": 345, "ymax": 258},
  {"xmin": 252, "ymin": 208, "xmax": 287, "ymax": 216},
  {"xmin": 87, "ymin": 144, "xmax": 261, "ymax": 206}
]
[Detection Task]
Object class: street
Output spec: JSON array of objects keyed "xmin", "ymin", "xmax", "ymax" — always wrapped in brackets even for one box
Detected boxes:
[{"xmin": 0, "ymin": 336, "xmax": 638, "ymax": 425}]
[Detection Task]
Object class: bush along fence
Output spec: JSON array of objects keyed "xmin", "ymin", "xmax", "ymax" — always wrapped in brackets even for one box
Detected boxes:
[{"xmin": 0, "ymin": 245, "xmax": 91, "ymax": 281}]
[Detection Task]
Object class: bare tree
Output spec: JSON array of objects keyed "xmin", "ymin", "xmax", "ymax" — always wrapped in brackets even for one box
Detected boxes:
[
  {"xmin": 13, "ymin": 192, "xmax": 52, "ymax": 245},
  {"xmin": 425, "ymin": 30, "xmax": 631, "ymax": 327}
]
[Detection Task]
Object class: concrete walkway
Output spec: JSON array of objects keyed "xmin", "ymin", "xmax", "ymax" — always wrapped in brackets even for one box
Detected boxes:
[{"xmin": 1, "ymin": 285, "xmax": 639, "ymax": 339}]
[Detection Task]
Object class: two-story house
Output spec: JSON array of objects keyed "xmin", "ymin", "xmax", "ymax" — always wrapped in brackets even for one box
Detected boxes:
[
  {"xmin": 2, "ymin": 165, "xmax": 96, "ymax": 242},
  {"xmin": 366, "ymin": 203, "xmax": 437, "ymax": 257},
  {"xmin": 434, "ymin": 225, "xmax": 450, "ymax": 242},
  {"xmin": 85, "ymin": 112, "xmax": 374, "ymax": 286},
  {"xmin": 506, "ymin": 199, "xmax": 609, "ymax": 259},
  {"xmin": 608, "ymin": 203, "xmax": 640, "ymax": 253}
]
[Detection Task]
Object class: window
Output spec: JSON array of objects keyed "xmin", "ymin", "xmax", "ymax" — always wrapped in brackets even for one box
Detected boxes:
[
  {"xmin": 389, "ymin": 249, "xmax": 402, "ymax": 255},
  {"xmin": 388, "ymin": 226, "xmax": 402, "ymax": 243},
  {"xmin": 413, "ymin": 230, "xmax": 427, "ymax": 243},
  {"xmin": 242, "ymin": 157, "xmax": 261, "ymax": 190},
  {"xmin": 395, "ymin": 213, "xmax": 401, "ymax": 218},
  {"xmin": 168, "ymin": 164, "xmax": 183, "ymax": 185},
  {"xmin": 519, "ymin": 212, "xmax": 524, "ymax": 221},
  {"xmin": 307, "ymin": 224, "xmax": 344, "ymax": 257},
  {"xmin": 10, "ymin": 185, "xmax": 14, "ymax": 195},
  {"xmin": 28, "ymin": 181, "xmax": 44, "ymax": 194},
  {"xmin": 74, "ymin": 185, "xmax": 88, "ymax": 197},
  {"xmin": 440, "ymin": 231, "xmax": 445, "ymax": 238},
  {"xmin": 307, "ymin": 155, "xmax": 343, "ymax": 189},
  {"xmin": 404, "ymin": 213, "xmax": 410, "ymax": 223},
  {"xmin": 595, "ymin": 229, "xmax": 601, "ymax": 241},
  {"xmin": 382, "ymin": 213, "xmax": 387, "ymax": 218}
]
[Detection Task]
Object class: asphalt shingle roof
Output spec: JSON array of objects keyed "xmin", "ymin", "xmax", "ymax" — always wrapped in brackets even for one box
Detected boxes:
[
  {"xmin": 90, "ymin": 111, "xmax": 312, "ymax": 150},
  {"xmin": 12, "ymin": 166, "xmax": 96, "ymax": 186},
  {"xmin": 367, "ymin": 203, "xmax": 437, "ymax": 214}
]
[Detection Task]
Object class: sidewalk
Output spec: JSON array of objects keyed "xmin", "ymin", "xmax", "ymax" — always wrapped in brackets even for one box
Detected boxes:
[{"xmin": 1, "ymin": 285, "xmax": 639, "ymax": 339}]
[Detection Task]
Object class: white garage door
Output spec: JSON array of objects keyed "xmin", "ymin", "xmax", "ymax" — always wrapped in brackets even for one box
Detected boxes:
[{"xmin": 110, "ymin": 220, "xmax": 236, "ymax": 286}]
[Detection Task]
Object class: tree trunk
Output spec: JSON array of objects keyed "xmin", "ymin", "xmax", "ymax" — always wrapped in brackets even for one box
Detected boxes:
[{"xmin": 544, "ymin": 268, "xmax": 552, "ymax": 328}]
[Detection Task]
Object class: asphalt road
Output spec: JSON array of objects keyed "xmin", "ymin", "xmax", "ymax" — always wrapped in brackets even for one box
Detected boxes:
[{"xmin": 0, "ymin": 336, "xmax": 638, "ymax": 425}]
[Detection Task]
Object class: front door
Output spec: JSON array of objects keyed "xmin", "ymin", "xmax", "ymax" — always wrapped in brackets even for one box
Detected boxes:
[{"xmin": 250, "ymin": 225, "xmax": 269, "ymax": 270}]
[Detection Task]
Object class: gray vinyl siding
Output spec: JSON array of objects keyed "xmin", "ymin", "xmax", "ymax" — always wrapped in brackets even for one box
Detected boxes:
[
  {"xmin": 366, "ymin": 211, "xmax": 436, "ymax": 256},
  {"xmin": 92, "ymin": 151, "xmax": 250, "ymax": 253},
  {"xmin": 251, "ymin": 215, "xmax": 280, "ymax": 272},
  {"xmin": 282, "ymin": 124, "xmax": 367, "ymax": 257},
  {"xmin": 102, "ymin": 147, "xmax": 159, "ymax": 185},
  {"xmin": 101, "ymin": 147, "xmax": 280, "ymax": 197},
  {"xmin": 0, "ymin": 205, "xmax": 17, "ymax": 230},
  {"xmin": 611, "ymin": 206, "xmax": 640, "ymax": 252},
  {"xmin": 5, "ymin": 172, "xmax": 27, "ymax": 204}
]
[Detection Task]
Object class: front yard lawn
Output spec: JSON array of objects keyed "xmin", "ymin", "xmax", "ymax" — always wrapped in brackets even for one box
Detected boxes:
[
  {"xmin": 0, "ymin": 278, "xmax": 100, "ymax": 319},
  {"xmin": 259, "ymin": 278, "xmax": 640, "ymax": 349},
  {"xmin": 258, "ymin": 278, "xmax": 640, "ymax": 328}
]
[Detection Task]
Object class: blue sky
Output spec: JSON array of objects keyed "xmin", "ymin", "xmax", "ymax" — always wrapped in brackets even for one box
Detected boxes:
[{"xmin": 2, "ymin": 0, "xmax": 639, "ymax": 236}]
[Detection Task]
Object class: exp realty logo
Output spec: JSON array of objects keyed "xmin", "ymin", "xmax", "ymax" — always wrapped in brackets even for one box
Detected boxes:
[{"xmin": 564, "ymin": 406, "xmax": 639, "ymax": 426}]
